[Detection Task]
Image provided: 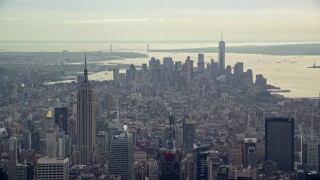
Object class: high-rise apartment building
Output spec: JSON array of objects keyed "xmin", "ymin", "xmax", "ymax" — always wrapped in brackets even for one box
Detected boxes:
[
  {"xmin": 74, "ymin": 54, "xmax": 97, "ymax": 165},
  {"xmin": 265, "ymin": 118, "xmax": 294, "ymax": 171}
]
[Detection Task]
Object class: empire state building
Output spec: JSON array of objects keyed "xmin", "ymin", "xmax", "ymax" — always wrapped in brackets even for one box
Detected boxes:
[{"xmin": 74, "ymin": 53, "xmax": 97, "ymax": 165}]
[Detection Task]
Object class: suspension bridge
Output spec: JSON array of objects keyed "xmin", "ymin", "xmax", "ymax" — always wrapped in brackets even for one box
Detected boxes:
[{"xmin": 101, "ymin": 44, "xmax": 159, "ymax": 53}]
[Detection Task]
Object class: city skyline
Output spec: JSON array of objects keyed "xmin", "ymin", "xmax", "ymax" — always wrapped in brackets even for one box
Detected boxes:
[
  {"xmin": 0, "ymin": 1, "xmax": 320, "ymax": 179},
  {"xmin": 0, "ymin": 0, "xmax": 320, "ymax": 42}
]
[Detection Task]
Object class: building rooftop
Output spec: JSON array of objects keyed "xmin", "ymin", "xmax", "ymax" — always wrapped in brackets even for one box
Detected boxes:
[{"xmin": 37, "ymin": 157, "xmax": 69, "ymax": 164}]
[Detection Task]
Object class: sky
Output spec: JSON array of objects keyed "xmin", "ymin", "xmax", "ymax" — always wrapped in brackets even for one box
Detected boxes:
[{"xmin": 0, "ymin": 0, "xmax": 319, "ymax": 42}]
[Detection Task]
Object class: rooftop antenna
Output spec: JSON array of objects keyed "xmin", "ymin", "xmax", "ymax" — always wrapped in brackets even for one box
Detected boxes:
[{"xmin": 84, "ymin": 52, "xmax": 88, "ymax": 82}]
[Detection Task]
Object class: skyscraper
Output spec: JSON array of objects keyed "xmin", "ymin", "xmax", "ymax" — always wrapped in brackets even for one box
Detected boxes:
[
  {"xmin": 54, "ymin": 107, "xmax": 68, "ymax": 134},
  {"xmin": 265, "ymin": 118, "xmax": 294, "ymax": 171},
  {"xmin": 183, "ymin": 116, "xmax": 196, "ymax": 153},
  {"xmin": 108, "ymin": 132, "xmax": 134, "ymax": 180},
  {"xmin": 37, "ymin": 157, "xmax": 69, "ymax": 180},
  {"xmin": 218, "ymin": 32, "xmax": 225, "ymax": 76},
  {"xmin": 159, "ymin": 113, "xmax": 182, "ymax": 180},
  {"xmin": 8, "ymin": 137, "xmax": 18, "ymax": 180},
  {"xmin": 74, "ymin": 53, "xmax": 97, "ymax": 165},
  {"xmin": 197, "ymin": 53, "xmax": 205, "ymax": 75}
]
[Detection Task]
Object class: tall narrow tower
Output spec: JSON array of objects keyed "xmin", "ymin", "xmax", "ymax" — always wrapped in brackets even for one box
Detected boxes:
[
  {"xmin": 159, "ymin": 110, "xmax": 182, "ymax": 180},
  {"xmin": 218, "ymin": 31, "xmax": 226, "ymax": 75},
  {"xmin": 74, "ymin": 53, "xmax": 97, "ymax": 165},
  {"xmin": 8, "ymin": 137, "xmax": 18, "ymax": 180}
]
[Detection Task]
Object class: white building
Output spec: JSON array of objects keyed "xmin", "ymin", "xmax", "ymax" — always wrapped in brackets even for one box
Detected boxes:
[{"xmin": 37, "ymin": 157, "xmax": 69, "ymax": 180}]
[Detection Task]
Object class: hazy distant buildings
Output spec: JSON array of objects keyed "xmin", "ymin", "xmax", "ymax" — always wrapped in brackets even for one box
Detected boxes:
[
  {"xmin": 74, "ymin": 55, "xmax": 97, "ymax": 165},
  {"xmin": 265, "ymin": 118, "xmax": 294, "ymax": 172},
  {"xmin": 113, "ymin": 68, "xmax": 119, "ymax": 85}
]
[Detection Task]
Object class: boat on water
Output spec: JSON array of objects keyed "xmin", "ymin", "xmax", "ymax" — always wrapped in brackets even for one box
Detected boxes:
[{"xmin": 308, "ymin": 62, "xmax": 320, "ymax": 68}]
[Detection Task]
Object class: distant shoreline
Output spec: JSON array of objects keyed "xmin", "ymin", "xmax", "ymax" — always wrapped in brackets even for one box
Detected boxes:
[{"xmin": 150, "ymin": 43, "xmax": 320, "ymax": 56}]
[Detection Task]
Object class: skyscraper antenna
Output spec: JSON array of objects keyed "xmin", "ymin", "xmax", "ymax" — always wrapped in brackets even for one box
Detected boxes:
[{"xmin": 84, "ymin": 52, "xmax": 88, "ymax": 82}]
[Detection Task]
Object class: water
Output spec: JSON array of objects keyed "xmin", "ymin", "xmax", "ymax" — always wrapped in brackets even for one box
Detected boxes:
[{"xmin": 1, "ymin": 41, "xmax": 319, "ymax": 98}]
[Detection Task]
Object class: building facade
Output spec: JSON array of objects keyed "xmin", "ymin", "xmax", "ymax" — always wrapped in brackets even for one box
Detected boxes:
[
  {"xmin": 265, "ymin": 118, "xmax": 294, "ymax": 171},
  {"xmin": 74, "ymin": 54, "xmax": 97, "ymax": 165}
]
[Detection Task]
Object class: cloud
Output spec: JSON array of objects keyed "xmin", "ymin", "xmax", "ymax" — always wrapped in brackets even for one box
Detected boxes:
[
  {"xmin": 53, "ymin": 18, "xmax": 151, "ymax": 24},
  {"xmin": 0, "ymin": 17, "xmax": 24, "ymax": 21}
]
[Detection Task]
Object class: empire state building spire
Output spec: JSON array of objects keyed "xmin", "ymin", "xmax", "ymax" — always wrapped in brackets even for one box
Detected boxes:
[{"xmin": 84, "ymin": 52, "xmax": 88, "ymax": 82}]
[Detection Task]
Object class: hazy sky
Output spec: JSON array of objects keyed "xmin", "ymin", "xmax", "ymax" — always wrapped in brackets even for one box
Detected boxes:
[{"xmin": 0, "ymin": 0, "xmax": 319, "ymax": 42}]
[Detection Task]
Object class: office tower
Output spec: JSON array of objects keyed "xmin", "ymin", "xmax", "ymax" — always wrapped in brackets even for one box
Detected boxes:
[
  {"xmin": 217, "ymin": 165, "xmax": 229, "ymax": 180},
  {"xmin": 265, "ymin": 118, "xmax": 294, "ymax": 171},
  {"xmin": 197, "ymin": 53, "xmax": 205, "ymax": 75},
  {"xmin": 96, "ymin": 131, "xmax": 107, "ymax": 163},
  {"xmin": 234, "ymin": 62, "xmax": 244, "ymax": 78},
  {"xmin": 302, "ymin": 139, "xmax": 319, "ymax": 171},
  {"xmin": 108, "ymin": 132, "xmax": 134, "ymax": 180},
  {"xmin": 16, "ymin": 164, "xmax": 27, "ymax": 180},
  {"xmin": 211, "ymin": 60, "xmax": 219, "ymax": 80},
  {"xmin": 147, "ymin": 158, "xmax": 159, "ymax": 180},
  {"xmin": 229, "ymin": 148, "xmax": 242, "ymax": 169},
  {"xmin": 37, "ymin": 157, "xmax": 69, "ymax": 180},
  {"xmin": 113, "ymin": 68, "xmax": 119, "ymax": 84},
  {"xmin": 58, "ymin": 131, "xmax": 68, "ymax": 158},
  {"xmin": 194, "ymin": 144, "xmax": 211, "ymax": 180},
  {"xmin": 218, "ymin": 33, "xmax": 226, "ymax": 75},
  {"xmin": 183, "ymin": 117, "xmax": 196, "ymax": 153},
  {"xmin": 54, "ymin": 107, "xmax": 68, "ymax": 134},
  {"xmin": 45, "ymin": 128, "xmax": 58, "ymax": 157},
  {"xmin": 188, "ymin": 59, "xmax": 194, "ymax": 81},
  {"xmin": 149, "ymin": 57, "xmax": 161, "ymax": 83},
  {"xmin": 163, "ymin": 57, "xmax": 174, "ymax": 71},
  {"xmin": 244, "ymin": 138, "xmax": 257, "ymax": 168},
  {"xmin": 0, "ymin": 167, "xmax": 8, "ymax": 180},
  {"xmin": 31, "ymin": 131, "xmax": 40, "ymax": 151},
  {"xmin": 74, "ymin": 54, "xmax": 97, "ymax": 165},
  {"xmin": 8, "ymin": 137, "xmax": 18, "ymax": 180},
  {"xmin": 243, "ymin": 69, "xmax": 253, "ymax": 87},
  {"xmin": 26, "ymin": 162, "xmax": 35, "ymax": 180},
  {"xmin": 181, "ymin": 153, "xmax": 194, "ymax": 180},
  {"xmin": 45, "ymin": 109, "xmax": 54, "ymax": 130},
  {"xmin": 255, "ymin": 74, "xmax": 267, "ymax": 87},
  {"xmin": 159, "ymin": 113, "xmax": 182, "ymax": 180},
  {"xmin": 128, "ymin": 64, "xmax": 136, "ymax": 82}
]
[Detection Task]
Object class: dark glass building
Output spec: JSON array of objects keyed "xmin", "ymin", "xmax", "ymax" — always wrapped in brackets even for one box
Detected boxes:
[
  {"xmin": 265, "ymin": 118, "xmax": 294, "ymax": 171},
  {"xmin": 54, "ymin": 107, "xmax": 68, "ymax": 134}
]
